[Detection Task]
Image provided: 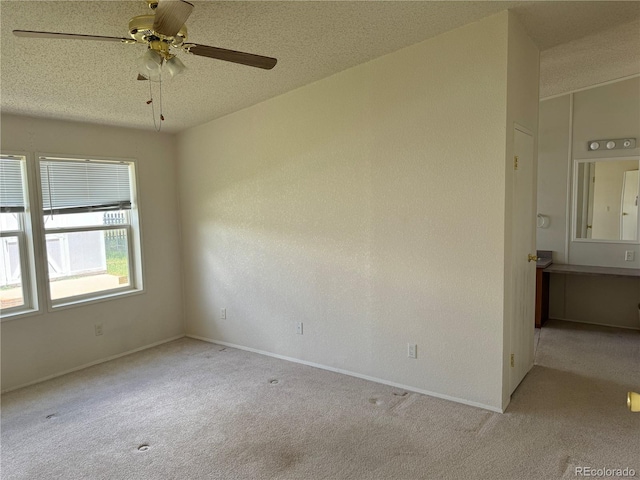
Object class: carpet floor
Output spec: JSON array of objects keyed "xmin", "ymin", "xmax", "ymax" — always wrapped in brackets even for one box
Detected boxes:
[{"xmin": 1, "ymin": 320, "xmax": 639, "ymax": 479}]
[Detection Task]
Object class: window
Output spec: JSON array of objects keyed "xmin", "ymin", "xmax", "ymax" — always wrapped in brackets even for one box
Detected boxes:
[
  {"xmin": 38, "ymin": 157, "xmax": 142, "ymax": 305},
  {"xmin": 0, "ymin": 155, "xmax": 35, "ymax": 314},
  {"xmin": 1, "ymin": 153, "xmax": 143, "ymax": 319}
]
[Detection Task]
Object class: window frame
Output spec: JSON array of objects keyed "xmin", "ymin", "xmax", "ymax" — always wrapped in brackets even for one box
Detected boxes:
[
  {"xmin": 0, "ymin": 222, "xmax": 31, "ymax": 312},
  {"xmin": 0, "ymin": 152, "xmax": 39, "ymax": 319},
  {"xmin": 0, "ymin": 151, "xmax": 146, "ymax": 320},
  {"xmin": 43, "ymin": 224, "xmax": 135, "ymax": 303},
  {"xmin": 35, "ymin": 154, "xmax": 145, "ymax": 311}
]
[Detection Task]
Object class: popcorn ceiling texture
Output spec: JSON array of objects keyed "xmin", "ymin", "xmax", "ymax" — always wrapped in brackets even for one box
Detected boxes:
[
  {"xmin": 540, "ymin": 18, "xmax": 640, "ymax": 98},
  {"xmin": 1, "ymin": 1, "xmax": 638, "ymax": 132}
]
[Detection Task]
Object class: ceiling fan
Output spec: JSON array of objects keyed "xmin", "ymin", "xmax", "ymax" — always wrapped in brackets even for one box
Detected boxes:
[{"xmin": 13, "ymin": 0, "xmax": 278, "ymax": 82}]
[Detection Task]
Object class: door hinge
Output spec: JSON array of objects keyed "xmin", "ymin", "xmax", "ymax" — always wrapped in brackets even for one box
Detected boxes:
[
  {"xmin": 510, "ymin": 353, "xmax": 515, "ymax": 367},
  {"xmin": 514, "ymin": 156, "xmax": 519, "ymax": 170}
]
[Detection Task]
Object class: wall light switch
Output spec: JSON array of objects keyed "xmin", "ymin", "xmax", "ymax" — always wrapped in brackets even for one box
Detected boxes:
[
  {"xmin": 95, "ymin": 324, "xmax": 103, "ymax": 336},
  {"xmin": 625, "ymin": 251, "xmax": 635, "ymax": 262},
  {"xmin": 408, "ymin": 343, "xmax": 417, "ymax": 359},
  {"xmin": 296, "ymin": 322, "xmax": 303, "ymax": 335},
  {"xmin": 221, "ymin": 308, "xmax": 226, "ymax": 320}
]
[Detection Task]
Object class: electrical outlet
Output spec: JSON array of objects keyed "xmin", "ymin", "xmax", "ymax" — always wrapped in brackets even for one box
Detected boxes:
[
  {"xmin": 94, "ymin": 324, "xmax": 103, "ymax": 336},
  {"xmin": 625, "ymin": 251, "xmax": 635, "ymax": 262},
  {"xmin": 220, "ymin": 308, "xmax": 226, "ymax": 320},
  {"xmin": 296, "ymin": 322, "xmax": 303, "ymax": 335},
  {"xmin": 407, "ymin": 343, "xmax": 417, "ymax": 359}
]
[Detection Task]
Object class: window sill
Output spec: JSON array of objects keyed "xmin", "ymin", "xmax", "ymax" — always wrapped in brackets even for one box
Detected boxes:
[
  {"xmin": 49, "ymin": 287, "xmax": 145, "ymax": 313},
  {"xmin": 1, "ymin": 307, "xmax": 42, "ymax": 322}
]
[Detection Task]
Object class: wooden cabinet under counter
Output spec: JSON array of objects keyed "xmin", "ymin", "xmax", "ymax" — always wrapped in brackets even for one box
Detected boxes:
[
  {"xmin": 535, "ymin": 257, "xmax": 552, "ymax": 328},
  {"xmin": 536, "ymin": 263, "xmax": 640, "ymax": 328}
]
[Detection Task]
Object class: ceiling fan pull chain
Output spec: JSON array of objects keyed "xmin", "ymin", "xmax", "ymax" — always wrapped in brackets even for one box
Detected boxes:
[
  {"xmin": 148, "ymin": 78, "xmax": 161, "ymax": 132},
  {"xmin": 159, "ymin": 77, "xmax": 164, "ymax": 122}
]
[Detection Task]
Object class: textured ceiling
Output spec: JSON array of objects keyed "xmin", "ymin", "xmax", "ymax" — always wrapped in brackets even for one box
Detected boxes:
[
  {"xmin": 540, "ymin": 17, "xmax": 640, "ymax": 98},
  {"xmin": 1, "ymin": 1, "xmax": 639, "ymax": 133}
]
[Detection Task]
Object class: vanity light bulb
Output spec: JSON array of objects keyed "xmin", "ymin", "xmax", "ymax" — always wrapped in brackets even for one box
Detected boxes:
[
  {"xmin": 606, "ymin": 141, "xmax": 616, "ymax": 149},
  {"xmin": 623, "ymin": 140, "xmax": 632, "ymax": 148},
  {"xmin": 590, "ymin": 142, "xmax": 600, "ymax": 150}
]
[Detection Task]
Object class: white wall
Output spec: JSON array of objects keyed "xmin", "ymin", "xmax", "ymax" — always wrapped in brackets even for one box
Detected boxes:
[
  {"xmin": 537, "ymin": 77, "xmax": 640, "ymax": 329},
  {"xmin": 178, "ymin": 12, "xmax": 537, "ymax": 411},
  {"xmin": 570, "ymin": 79, "xmax": 640, "ymax": 270},
  {"xmin": 0, "ymin": 115, "xmax": 185, "ymax": 391}
]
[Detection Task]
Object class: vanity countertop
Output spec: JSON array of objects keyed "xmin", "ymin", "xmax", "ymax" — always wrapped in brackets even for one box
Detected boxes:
[
  {"xmin": 536, "ymin": 250, "xmax": 552, "ymax": 269},
  {"xmin": 536, "ymin": 258, "xmax": 552, "ymax": 269},
  {"xmin": 543, "ymin": 264, "xmax": 640, "ymax": 278}
]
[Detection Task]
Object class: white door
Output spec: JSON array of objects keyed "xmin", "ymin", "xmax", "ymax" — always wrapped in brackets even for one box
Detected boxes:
[
  {"xmin": 621, "ymin": 170, "xmax": 639, "ymax": 241},
  {"xmin": 586, "ymin": 163, "xmax": 596, "ymax": 239},
  {"xmin": 510, "ymin": 126, "xmax": 536, "ymax": 395}
]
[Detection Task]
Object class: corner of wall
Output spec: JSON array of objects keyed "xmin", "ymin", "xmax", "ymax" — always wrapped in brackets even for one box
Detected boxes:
[
  {"xmin": 502, "ymin": 12, "xmax": 541, "ymax": 409},
  {"xmin": 171, "ymin": 132, "xmax": 188, "ymax": 336}
]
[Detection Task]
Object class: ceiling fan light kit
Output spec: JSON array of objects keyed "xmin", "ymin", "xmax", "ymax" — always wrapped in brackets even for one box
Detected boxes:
[
  {"xmin": 164, "ymin": 56, "xmax": 186, "ymax": 78},
  {"xmin": 138, "ymin": 48, "xmax": 164, "ymax": 81},
  {"xmin": 12, "ymin": 0, "xmax": 278, "ymax": 128},
  {"xmin": 136, "ymin": 41, "xmax": 184, "ymax": 81}
]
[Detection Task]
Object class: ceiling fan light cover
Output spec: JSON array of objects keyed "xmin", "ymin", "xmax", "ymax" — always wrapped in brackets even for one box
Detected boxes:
[
  {"xmin": 137, "ymin": 49, "xmax": 163, "ymax": 81},
  {"xmin": 165, "ymin": 56, "xmax": 186, "ymax": 78},
  {"xmin": 141, "ymin": 48, "xmax": 163, "ymax": 69}
]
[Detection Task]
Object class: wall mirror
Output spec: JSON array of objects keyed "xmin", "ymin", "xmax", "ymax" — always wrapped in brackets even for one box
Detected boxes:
[{"xmin": 573, "ymin": 157, "xmax": 639, "ymax": 242}]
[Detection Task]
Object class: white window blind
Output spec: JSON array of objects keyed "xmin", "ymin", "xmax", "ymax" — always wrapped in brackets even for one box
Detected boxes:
[
  {"xmin": 40, "ymin": 159, "xmax": 132, "ymax": 215},
  {"xmin": 0, "ymin": 156, "xmax": 26, "ymax": 213}
]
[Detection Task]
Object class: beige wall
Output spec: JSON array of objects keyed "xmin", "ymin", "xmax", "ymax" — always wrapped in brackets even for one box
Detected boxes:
[
  {"xmin": 537, "ymin": 95, "xmax": 571, "ymax": 264},
  {"xmin": 573, "ymin": 77, "xmax": 640, "ymax": 161},
  {"xmin": 0, "ymin": 115, "xmax": 185, "ymax": 391},
  {"xmin": 537, "ymin": 77, "xmax": 640, "ymax": 329},
  {"xmin": 178, "ymin": 12, "xmax": 537, "ymax": 411}
]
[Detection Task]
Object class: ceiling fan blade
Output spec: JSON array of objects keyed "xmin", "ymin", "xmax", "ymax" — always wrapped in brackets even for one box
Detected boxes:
[
  {"xmin": 137, "ymin": 74, "xmax": 148, "ymax": 81},
  {"xmin": 153, "ymin": 0, "xmax": 194, "ymax": 37},
  {"xmin": 187, "ymin": 44, "xmax": 277, "ymax": 70},
  {"xmin": 13, "ymin": 30, "xmax": 132, "ymax": 43}
]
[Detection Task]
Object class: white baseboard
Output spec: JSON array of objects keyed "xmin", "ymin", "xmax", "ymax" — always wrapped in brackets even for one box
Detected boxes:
[
  {"xmin": 549, "ymin": 317, "xmax": 640, "ymax": 331},
  {"xmin": 1, "ymin": 334, "xmax": 186, "ymax": 394},
  {"xmin": 186, "ymin": 333, "xmax": 504, "ymax": 414}
]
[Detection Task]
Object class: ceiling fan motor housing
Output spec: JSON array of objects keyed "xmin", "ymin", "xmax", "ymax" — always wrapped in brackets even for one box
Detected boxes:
[{"xmin": 128, "ymin": 15, "xmax": 187, "ymax": 48}]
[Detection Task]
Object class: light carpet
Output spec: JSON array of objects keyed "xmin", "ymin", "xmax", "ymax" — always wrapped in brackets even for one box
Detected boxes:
[{"xmin": 1, "ymin": 320, "xmax": 639, "ymax": 479}]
